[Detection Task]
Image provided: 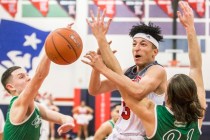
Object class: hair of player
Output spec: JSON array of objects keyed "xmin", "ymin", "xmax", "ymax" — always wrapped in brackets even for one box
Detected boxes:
[
  {"xmin": 111, "ymin": 103, "xmax": 121, "ymax": 111},
  {"xmin": 1, "ymin": 66, "xmax": 21, "ymax": 93},
  {"xmin": 167, "ymin": 74, "xmax": 205, "ymax": 122},
  {"xmin": 129, "ymin": 22, "xmax": 163, "ymax": 43}
]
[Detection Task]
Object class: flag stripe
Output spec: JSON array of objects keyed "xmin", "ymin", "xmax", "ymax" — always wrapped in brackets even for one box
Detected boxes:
[{"xmin": 22, "ymin": 4, "xmax": 69, "ymax": 17}]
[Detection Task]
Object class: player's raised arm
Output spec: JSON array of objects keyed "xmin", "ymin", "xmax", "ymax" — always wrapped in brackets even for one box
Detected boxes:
[{"xmin": 177, "ymin": 1, "xmax": 206, "ymax": 126}]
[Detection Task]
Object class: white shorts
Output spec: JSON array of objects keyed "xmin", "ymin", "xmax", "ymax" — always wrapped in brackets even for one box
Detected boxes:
[
  {"xmin": 74, "ymin": 114, "xmax": 93, "ymax": 125},
  {"xmin": 107, "ymin": 128, "xmax": 145, "ymax": 140}
]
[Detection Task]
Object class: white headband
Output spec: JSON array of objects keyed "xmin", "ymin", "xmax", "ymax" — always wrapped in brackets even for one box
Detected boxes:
[{"xmin": 133, "ymin": 33, "xmax": 159, "ymax": 49}]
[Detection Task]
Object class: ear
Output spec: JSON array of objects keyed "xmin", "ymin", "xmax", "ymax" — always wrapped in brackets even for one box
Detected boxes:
[
  {"xmin": 153, "ymin": 48, "xmax": 158, "ymax": 58},
  {"xmin": 6, "ymin": 83, "xmax": 15, "ymax": 93}
]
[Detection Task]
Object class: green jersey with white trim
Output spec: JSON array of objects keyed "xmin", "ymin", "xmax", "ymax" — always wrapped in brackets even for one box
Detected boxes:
[
  {"xmin": 3, "ymin": 96, "xmax": 42, "ymax": 140},
  {"xmin": 146, "ymin": 105, "xmax": 201, "ymax": 140}
]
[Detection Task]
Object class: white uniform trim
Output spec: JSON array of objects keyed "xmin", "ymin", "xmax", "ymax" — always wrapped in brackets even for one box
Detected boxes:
[
  {"xmin": 10, "ymin": 107, "xmax": 36, "ymax": 126},
  {"xmin": 133, "ymin": 33, "xmax": 159, "ymax": 49},
  {"xmin": 10, "ymin": 98, "xmax": 38, "ymax": 126},
  {"xmin": 146, "ymin": 104, "xmax": 157, "ymax": 139}
]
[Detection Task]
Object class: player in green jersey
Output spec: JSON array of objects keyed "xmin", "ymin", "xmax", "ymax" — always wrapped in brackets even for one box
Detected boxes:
[
  {"xmin": 1, "ymin": 46, "xmax": 74, "ymax": 139},
  {"xmin": 82, "ymin": 1, "xmax": 206, "ymax": 140},
  {"xmin": 94, "ymin": 104, "xmax": 120, "ymax": 140}
]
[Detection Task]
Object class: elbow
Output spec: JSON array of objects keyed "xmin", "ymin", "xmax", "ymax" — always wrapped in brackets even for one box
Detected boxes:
[
  {"xmin": 88, "ymin": 89, "xmax": 99, "ymax": 96},
  {"xmin": 133, "ymin": 93, "xmax": 145, "ymax": 101},
  {"xmin": 130, "ymin": 88, "xmax": 145, "ymax": 101}
]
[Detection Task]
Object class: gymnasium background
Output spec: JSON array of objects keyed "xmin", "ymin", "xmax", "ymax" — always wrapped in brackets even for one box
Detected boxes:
[{"xmin": 0, "ymin": 0, "xmax": 209, "ymax": 139}]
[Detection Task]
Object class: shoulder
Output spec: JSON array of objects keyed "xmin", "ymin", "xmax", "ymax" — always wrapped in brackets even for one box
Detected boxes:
[
  {"xmin": 145, "ymin": 64, "xmax": 167, "ymax": 79},
  {"xmin": 148, "ymin": 64, "xmax": 166, "ymax": 73},
  {"xmin": 100, "ymin": 121, "xmax": 113, "ymax": 131},
  {"xmin": 94, "ymin": 121, "xmax": 113, "ymax": 137}
]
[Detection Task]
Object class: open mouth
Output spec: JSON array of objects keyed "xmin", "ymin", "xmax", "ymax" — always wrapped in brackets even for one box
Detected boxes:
[{"xmin": 135, "ymin": 55, "xmax": 141, "ymax": 58}]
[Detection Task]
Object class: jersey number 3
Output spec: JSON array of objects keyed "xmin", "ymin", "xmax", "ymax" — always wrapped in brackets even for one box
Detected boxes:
[{"xmin": 121, "ymin": 101, "xmax": 130, "ymax": 120}]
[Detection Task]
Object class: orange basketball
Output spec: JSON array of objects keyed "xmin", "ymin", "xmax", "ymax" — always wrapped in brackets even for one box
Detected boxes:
[{"xmin": 45, "ymin": 28, "xmax": 83, "ymax": 65}]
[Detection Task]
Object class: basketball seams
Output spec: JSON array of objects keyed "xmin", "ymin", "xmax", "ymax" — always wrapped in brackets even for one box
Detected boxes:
[
  {"xmin": 60, "ymin": 28, "xmax": 83, "ymax": 51},
  {"xmin": 45, "ymin": 28, "xmax": 82, "ymax": 65},
  {"xmin": 55, "ymin": 31, "xmax": 78, "ymax": 58},
  {"xmin": 51, "ymin": 34, "xmax": 69, "ymax": 64},
  {"xmin": 63, "ymin": 28, "xmax": 81, "ymax": 42}
]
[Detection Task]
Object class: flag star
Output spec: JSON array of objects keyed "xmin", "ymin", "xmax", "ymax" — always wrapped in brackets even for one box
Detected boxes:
[{"xmin": 23, "ymin": 33, "xmax": 41, "ymax": 50}]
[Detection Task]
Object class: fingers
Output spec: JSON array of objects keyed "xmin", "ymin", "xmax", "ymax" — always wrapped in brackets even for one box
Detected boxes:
[
  {"xmin": 101, "ymin": 9, "xmax": 106, "ymax": 22},
  {"xmin": 90, "ymin": 10, "xmax": 95, "ymax": 22},
  {"xmin": 97, "ymin": 7, "xmax": 101, "ymax": 21},
  {"xmin": 86, "ymin": 18, "xmax": 91, "ymax": 27},
  {"xmin": 179, "ymin": 1, "xmax": 192, "ymax": 15},
  {"xmin": 177, "ymin": 11, "xmax": 182, "ymax": 20},
  {"xmin": 58, "ymin": 129, "xmax": 63, "ymax": 136},
  {"xmin": 104, "ymin": 18, "xmax": 112, "ymax": 34},
  {"xmin": 81, "ymin": 51, "xmax": 98, "ymax": 66},
  {"xmin": 67, "ymin": 23, "xmax": 74, "ymax": 29},
  {"xmin": 88, "ymin": 8, "xmax": 110, "ymax": 24},
  {"xmin": 106, "ymin": 18, "xmax": 112, "ymax": 29},
  {"xmin": 86, "ymin": 51, "xmax": 97, "ymax": 57},
  {"xmin": 108, "ymin": 40, "xmax": 112, "ymax": 45},
  {"xmin": 81, "ymin": 59, "xmax": 91, "ymax": 66},
  {"xmin": 179, "ymin": 1, "xmax": 186, "ymax": 12},
  {"xmin": 113, "ymin": 50, "xmax": 117, "ymax": 54}
]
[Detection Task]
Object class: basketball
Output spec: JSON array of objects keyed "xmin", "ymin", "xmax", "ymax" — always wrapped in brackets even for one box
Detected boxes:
[{"xmin": 45, "ymin": 28, "xmax": 83, "ymax": 65}]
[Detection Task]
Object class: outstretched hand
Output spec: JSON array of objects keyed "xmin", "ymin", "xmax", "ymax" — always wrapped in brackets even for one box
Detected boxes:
[
  {"xmin": 57, "ymin": 117, "xmax": 75, "ymax": 136},
  {"xmin": 81, "ymin": 51, "xmax": 107, "ymax": 72},
  {"xmin": 86, "ymin": 7, "xmax": 112, "ymax": 38},
  {"xmin": 177, "ymin": 1, "xmax": 194, "ymax": 29}
]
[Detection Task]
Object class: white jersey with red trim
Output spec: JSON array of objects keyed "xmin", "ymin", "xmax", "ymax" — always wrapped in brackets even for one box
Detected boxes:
[{"xmin": 107, "ymin": 62, "xmax": 165, "ymax": 140}]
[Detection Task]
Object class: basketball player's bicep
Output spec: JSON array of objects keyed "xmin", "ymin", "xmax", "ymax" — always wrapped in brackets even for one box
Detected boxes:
[
  {"xmin": 94, "ymin": 123, "xmax": 111, "ymax": 140},
  {"xmin": 140, "ymin": 66, "xmax": 166, "ymax": 93},
  {"xmin": 100, "ymin": 80, "xmax": 117, "ymax": 92},
  {"xmin": 36, "ymin": 103, "xmax": 48, "ymax": 119}
]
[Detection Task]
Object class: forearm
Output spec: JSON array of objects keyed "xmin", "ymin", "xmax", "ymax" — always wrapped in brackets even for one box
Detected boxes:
[
  {"xmin": 186, "ymin": 27, "xmax": 202, "ymax": 69},
  {"xmin": 100, "ymin": 66, "xmax": 144, "ymax": 100},
  {"xmin": 88, "ymin": 69, "xmax": 102, "ymax": 95},
  {"xmin": 184, "ymin": 8, "xmax": 206, "ymax": 110},
  {"xmin": 19, "ymin": 54, "xmax": 51, "ymax": 104},
  {"xmin": 96, "ymin": 36, "xmax": 123, "ymax": 75},
  {"xmin": 35, "ymin": 54, "xmax": 51, "ymax": 80},
  {"xmin": 44, "ymin": 109, "xmax": 71, "ymax": 125}
]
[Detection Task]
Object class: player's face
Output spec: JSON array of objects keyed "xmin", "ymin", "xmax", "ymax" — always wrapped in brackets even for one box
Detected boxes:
[
  {"xmin": 132, "ymin": 38, "xmax": 158, "ymax": 66},
  {"xmin": 111, "ymin": 105, "xmax": 120, "ymax": 122},
  {"xmin": 8, "ymin": 68, "xmax": 31, "ymax": 94},
  {"xmin": 81, "ymin": 101, "xmax": 86, "ymax": 106}
]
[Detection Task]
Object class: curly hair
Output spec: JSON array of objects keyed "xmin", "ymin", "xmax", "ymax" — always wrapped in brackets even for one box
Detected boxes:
[{"xmin": 129, "ymin": 22, "xmax": 163, "ymax": 42}]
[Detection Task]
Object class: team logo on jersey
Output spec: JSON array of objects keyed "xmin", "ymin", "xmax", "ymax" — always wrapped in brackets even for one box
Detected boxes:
[
  {"xmin": 31, "ymin": 115, "xmax": 42, "ymax": 128},
  {"xmin": 174, "ymin": 120, "xmax": 187, "ymax": 127},
  {"xmin": 132, "ymin": 75, "xmax": 142, "ymax": 82},
  {"xmin": 0, "ymin": 19, "xmax": 50, "ymax": 72}
]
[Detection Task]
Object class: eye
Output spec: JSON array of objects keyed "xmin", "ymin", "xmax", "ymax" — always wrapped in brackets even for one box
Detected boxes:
[
  {"xmin": 19, "ymin": 75, "xmax": 24, "ymax": 79},
  {"xmin": 141, "ymin": 43, "xmax": 147, "ymax": 46}
]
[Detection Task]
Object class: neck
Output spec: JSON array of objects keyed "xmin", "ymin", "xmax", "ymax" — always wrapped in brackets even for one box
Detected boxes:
[
  {"xmin": 136, "ymin": 61, "xmax": 155, "ymax": 72},
  {"xmin": 11, "ymin": 92, "xmax": 19, "ymax": 96},
  {"xmin": 165, "ymin": 102, "xmax": 172, "ymax": 110}
]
